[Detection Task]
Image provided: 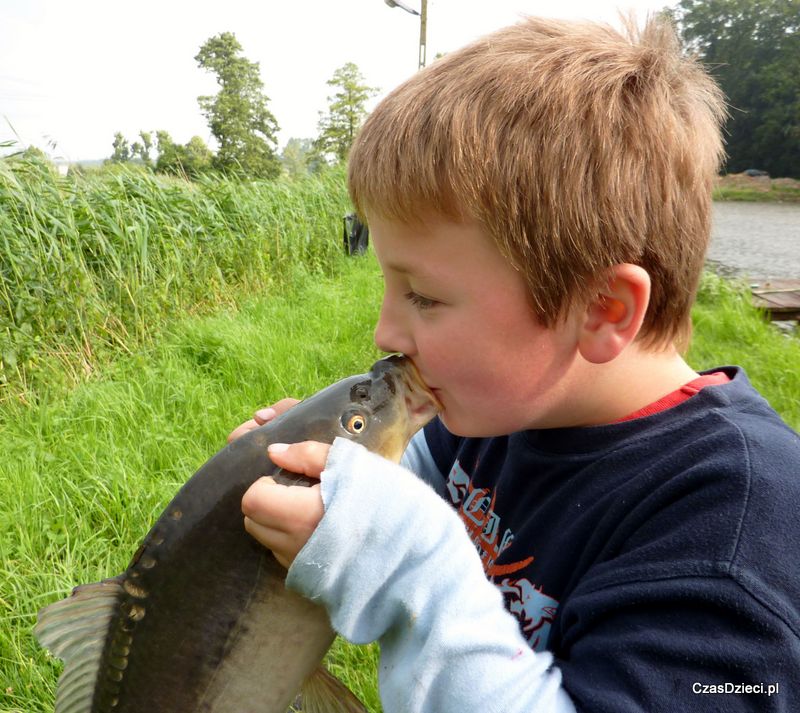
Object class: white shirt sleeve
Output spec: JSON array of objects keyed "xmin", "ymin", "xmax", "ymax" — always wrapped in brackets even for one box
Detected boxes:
[{"xmin": 286, "ymin": 437, "xmax": 577, "ymax": 713}]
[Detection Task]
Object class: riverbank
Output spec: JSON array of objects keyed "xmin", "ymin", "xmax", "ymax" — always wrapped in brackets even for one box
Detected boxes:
[{"xmin": 713, "ymin": 173, "xmax": 800, "ymax": 203}]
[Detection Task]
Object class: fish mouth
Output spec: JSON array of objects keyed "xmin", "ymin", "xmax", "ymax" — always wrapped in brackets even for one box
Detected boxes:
[{"xmin": 379, "ymin": 354, "xmax": 442, "ymax": 425}]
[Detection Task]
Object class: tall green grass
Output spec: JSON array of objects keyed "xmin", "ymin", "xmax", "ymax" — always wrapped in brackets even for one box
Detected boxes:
[
  {"xmin": 689, "ymin": 272, "xmax": 800, "ymax": 430},
  {"xmin": 712, "ymin": 183, "xmax": 800, "ymax": 203},
  {"xmin": 0, "ymin": 154, "xmax": 351, "ymax": 399}
]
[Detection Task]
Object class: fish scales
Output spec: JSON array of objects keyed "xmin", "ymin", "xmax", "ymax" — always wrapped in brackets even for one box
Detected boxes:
[{"xmin": 35, "ymin": 356, "xmax": 440, "ymax": 713}]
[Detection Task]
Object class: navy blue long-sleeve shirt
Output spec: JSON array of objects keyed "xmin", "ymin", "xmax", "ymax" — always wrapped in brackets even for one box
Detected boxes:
[{"xmin": 421, "ymin": 366, "xmax": 800, "ymax": 712}]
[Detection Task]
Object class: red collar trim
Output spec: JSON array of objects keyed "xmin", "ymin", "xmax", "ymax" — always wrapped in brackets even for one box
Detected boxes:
[{"xmin": 615, "ymin": 372, "xmax": 731, "ymax": 423}]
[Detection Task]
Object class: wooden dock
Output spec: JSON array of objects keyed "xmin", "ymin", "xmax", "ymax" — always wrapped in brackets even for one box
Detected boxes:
[{"xmin": 750, "ymin": 280, "xmax": 800, "ymax": 321}]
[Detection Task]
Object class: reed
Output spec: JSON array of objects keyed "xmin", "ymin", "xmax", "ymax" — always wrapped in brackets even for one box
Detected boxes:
[{"xmin": 0, "ymin": 154, "xmax": 351, "ymax": 400}]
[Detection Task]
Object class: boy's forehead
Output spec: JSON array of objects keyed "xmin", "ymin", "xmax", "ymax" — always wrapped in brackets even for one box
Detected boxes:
[
  {"xmin": 371, "ymin": 215, "xmax": 508, "ymax": 282},
  {"xmin": 369, "ymin": 211, "xmax": 487, "ymax": 243},
  {"xmin": 377, "ymin": 254, "xmax": 437, "ymax": 280}
]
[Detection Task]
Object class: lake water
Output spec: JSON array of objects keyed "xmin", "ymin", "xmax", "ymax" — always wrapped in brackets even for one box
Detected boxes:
[{"xmin": 707, "ymin": 202, "xmax": 800, "ymax": 280}]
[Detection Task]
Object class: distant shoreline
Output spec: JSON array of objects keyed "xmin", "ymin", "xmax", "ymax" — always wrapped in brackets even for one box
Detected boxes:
[{"xmin": 713, "ymin": 174, "xmax": 800, "ymax": 203}]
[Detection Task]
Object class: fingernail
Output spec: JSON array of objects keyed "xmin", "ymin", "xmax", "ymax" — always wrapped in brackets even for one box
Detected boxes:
[
  {"xmin": 268, "ymin": 443, "xmax": 289, "ymax": 454},
  {"xmin": 256, "ymin": 407, "xmax": 276, "ymax": 421}
]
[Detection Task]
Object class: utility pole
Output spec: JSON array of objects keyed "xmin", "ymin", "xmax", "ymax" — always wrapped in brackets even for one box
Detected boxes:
[
  {"xmin": 384, "ymin": 0, "xmax": 428, "ymax": 70},
  {"xmin": 418, "ymin": 0, "xmax": 427, "ymax": 69}
]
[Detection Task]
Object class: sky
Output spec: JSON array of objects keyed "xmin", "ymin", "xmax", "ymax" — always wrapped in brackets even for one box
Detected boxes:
[{"xmin": 1, "ymin": 0, "xmax": 671, "ymax": 162}]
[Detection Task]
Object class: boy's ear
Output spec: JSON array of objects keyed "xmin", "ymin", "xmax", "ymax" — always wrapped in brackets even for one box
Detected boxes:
[{"xmin": 577, "ymin": 264, "xmax": 650, "ymax": 364}]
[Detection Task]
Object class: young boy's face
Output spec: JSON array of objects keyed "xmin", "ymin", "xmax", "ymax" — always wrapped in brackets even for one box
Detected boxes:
[{"xmin": 370, "ymin": 214, "xmax": 583, "ymax": 436}]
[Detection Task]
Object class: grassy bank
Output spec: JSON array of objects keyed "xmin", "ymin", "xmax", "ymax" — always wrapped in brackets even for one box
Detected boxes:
[
  {"xmin": 713, "ymin": 174, "xmax": 800, "ymax": 203},
  {"xmin": 689, "ymin": 272, "xmax": 799, "ymax": 429},
  {"xmin": 0, "ymin": 155, "xmax": 351, "ymax": 401}
]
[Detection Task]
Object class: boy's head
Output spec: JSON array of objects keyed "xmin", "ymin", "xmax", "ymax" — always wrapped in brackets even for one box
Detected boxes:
[{"xmin": 348, "ymin": 14, "xmax": 726, "ymax": 349}]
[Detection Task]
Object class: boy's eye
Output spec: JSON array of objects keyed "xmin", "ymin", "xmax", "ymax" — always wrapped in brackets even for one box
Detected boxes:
[{"xmin": 405, "ymin": 291, "xmax": 438, "ymax": 310}]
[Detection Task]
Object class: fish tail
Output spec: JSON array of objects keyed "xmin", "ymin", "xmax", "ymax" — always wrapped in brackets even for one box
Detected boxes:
[
  {"xmin": 295, "ymin": 665, "xmax": 368, "ymax": 713},
  {"xmin": 35, "ymin": 576, "xmax": 126, "ymax": 713}
]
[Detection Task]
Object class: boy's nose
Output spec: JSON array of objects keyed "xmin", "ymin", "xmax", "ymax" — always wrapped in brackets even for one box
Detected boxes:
[{"xmin": 374, "ymin": 303, "xmax": 415, "ymax": 356}]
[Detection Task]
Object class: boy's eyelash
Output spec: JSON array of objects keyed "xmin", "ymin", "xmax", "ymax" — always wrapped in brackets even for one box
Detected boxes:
[{"xmin": 405, "ymin": 291, "xmax": 438, "ymax": 310}]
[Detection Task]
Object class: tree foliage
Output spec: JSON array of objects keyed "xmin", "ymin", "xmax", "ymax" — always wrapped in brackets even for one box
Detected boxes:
[
  {"xmin": 281, "ymin": 137, "xmax": 319, "ymax": 178},
  {"xmin": 195, "ymin": 32, "xmax": 281, "ymax": 179},
  {"xmin": 313, "ymin": 62, "xmax": 378, "ymax": 164},
  {"xmin": 131, "ymin": 131, "xmax": 153, "ymax": 166},
  {"xmin": 110, "ymin": 132, "xmax": 131, "ymax": 163},
  {"xmin": 107, "ymin": 130, "xmax": 213, "ymax": 178},
  {"xmin": 669, "ymin": 0, "xmax": 799, "ymax": 177},
  {"xmin": 154, "ymin": 131, "xmax": 213, "ymax": 178}
]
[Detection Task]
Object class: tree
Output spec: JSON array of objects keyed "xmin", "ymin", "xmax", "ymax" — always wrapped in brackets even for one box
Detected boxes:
[
  {"xmin": 182, "ymin": 136, "xmax": 214, "ymax": 177},
  {"xmin": 313, "ymin": 62, "xmax": 378, "ymax": 164},
  {"xmin": 669, "ymin": 0, "xmax": 800, "ymax": 177},
  {"xmin": 154, "ymin": 131, "xmax": 213, "ymax": 178},
  {"xmin": 195, "ymin": 32, "xmax": 281, "ymax": 179},
  {"xmin": 131, "ymin": 131, "xmax": 154, "ymax": 166},
  {"xmin": 110, "ymin": 132, "xmax": 131, "ymax": 163},
  {"xmin": 155, "ymin": 130, "xmax": 181, "ymax": 174},
  {"xmin": 280, "ymin": 137, "xmax": 313, "ymax": 179}
]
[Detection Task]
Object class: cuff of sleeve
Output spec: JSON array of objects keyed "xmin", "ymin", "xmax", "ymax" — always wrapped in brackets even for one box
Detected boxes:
[{"xmin": 286, "ymin": 436, "xmax": 465, "ymax": 642}]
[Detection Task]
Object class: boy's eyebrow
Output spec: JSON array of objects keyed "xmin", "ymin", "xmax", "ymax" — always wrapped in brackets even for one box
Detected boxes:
[
  {"xmin": 384, "ymin": 262, "xmax": 412, "ymax": 274},
  {"xmin": 382, "ymin": 261, "xmax": 437, "ymax": 280}
]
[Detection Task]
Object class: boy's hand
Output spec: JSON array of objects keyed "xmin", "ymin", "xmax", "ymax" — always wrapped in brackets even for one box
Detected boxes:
[
  {"xmin": 227, "ymin": 398, "xmax": 301, "ymax": 443},
  {"xmin": 241, "ymin": 441, "xmax": 330, "ymax": 568}
]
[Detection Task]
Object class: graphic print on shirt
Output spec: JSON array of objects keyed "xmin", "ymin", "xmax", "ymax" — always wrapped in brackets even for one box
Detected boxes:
[
  {"xmin": 497, "ymin": 578, "xmax": 560, "ymax": 651},
  {"xmin": 445, "ymin": 460, "xmax": 559, "ymax": 652}
]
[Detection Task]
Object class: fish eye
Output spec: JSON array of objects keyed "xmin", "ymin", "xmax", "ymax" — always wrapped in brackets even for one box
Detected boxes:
[{"xmin": 343, "ymin": 413, "xmax": 367, "ymax": 434}]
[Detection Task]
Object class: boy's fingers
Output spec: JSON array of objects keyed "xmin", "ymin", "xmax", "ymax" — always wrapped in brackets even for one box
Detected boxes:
[
  {"xmin": 253, "ymin": 408, "xmax": 276, "ymax": 424},
  {"xmin": 256, "ymin": 398, "xmax": 301, "ymax": 423},
  {"xmin": 228, "ymin": 398, "xmax": 302, "ymax": 443},
  {"xmin": 266, "ymin": 441, "xmax": 331, "ymax": 479},
  {"xmin": 227, "ymin": 419, "xmax": 259, "ymax": 443},
  {"xmin": 242, "ymin": 476, "xmax": 325, "ymax": 568},
  {"xmin": 243, "ymin": 517, "xmax": 295, "ymax": 569},
  {"xmin": 242, "ymin": 476, "xmax": 322, "ymax": 525}
]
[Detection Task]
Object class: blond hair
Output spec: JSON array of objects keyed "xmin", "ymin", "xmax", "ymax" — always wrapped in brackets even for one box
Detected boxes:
[{"xmin": 348, "ymin": 15, "xmax": 726, "ymax": 348}]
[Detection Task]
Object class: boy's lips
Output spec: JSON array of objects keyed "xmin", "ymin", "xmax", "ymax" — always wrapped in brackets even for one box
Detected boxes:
[
  {"xmin": 390, "ymin": 356, "xmax": 443, "ymax": 419},
  {"xmin": 426, "ymin": 386, "xmax": 444, "ymax": 410},
  {"xmin": 411, "ymin": 371, "xmax": 440, "ymax": 402}
]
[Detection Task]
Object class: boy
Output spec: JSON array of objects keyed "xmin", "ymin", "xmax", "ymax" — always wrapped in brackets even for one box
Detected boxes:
[{"xmin": 234, "ymin": 15, "xmax": 800, "ymax": 713}]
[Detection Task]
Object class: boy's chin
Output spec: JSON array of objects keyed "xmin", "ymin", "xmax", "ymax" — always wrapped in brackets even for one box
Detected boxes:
[{"xmin": 439, "ymin": 411, "xmax": 515, "ymax": 438}]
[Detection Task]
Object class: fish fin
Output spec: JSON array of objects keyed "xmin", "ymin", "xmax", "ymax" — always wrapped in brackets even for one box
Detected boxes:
[
  {"xmin": 293, "ymin": 665, "xmax": 369, "ymax": 713},
  {"xmin": 35, "ymin": 577, "xmax": 124, "ymax": 713}
]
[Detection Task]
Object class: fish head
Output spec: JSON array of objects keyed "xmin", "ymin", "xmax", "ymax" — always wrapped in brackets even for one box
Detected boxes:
[
  {"xmin": 287, "ymin": 354, "xmax": 440, "ymax": 463},
  {"xmin": 351, "ymin": 354, "xmax": 442, "ymax": 461}
]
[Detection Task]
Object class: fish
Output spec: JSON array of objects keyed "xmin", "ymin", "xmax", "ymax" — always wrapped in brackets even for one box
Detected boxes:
[{"xmin": 35, "ymin": 354, "xmax": 440, "ymax": 713}]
